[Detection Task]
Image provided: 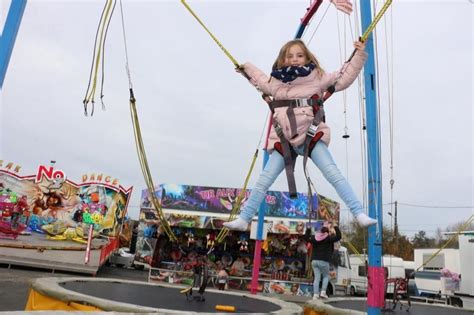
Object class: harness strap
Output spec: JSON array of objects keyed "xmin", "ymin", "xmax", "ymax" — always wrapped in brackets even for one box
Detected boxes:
[
  {"xmin": 303, "ymin": 130, "xmax": 324, "ymax": 173},
  {"xmin": 270, "ymin": 96, "xmax": 321, "ymax": 139},
  {"xmin": 302, "ymin": 97, "xmax": 326, "ymax": 181},
  {"xmin": 270, "ymin": 98, "xmax": 320, "ymax": 109},
  {"xmin": 286, "ymin": 106, "xmax": 298, "ymax": 139},
  {"xmin": 273, "ymin": 120, "xmax": 298, "ymax": 198},
  {"xmin": 301, "ymin": 96, "xmax": 326, "ymax": 219},
  {"xmin": 269, "ymin": 95, "xmax": 324, "ymax": 199}
]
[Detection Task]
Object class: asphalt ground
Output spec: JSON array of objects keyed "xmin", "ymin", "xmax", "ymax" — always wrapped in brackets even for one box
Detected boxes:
[
  {"xmin": 0, "ymin": 263, "xmax": 149, "ymax": 312},
  {"xmin": 3, "ymin": 263, "xmax": 471, "ymax": 315}
]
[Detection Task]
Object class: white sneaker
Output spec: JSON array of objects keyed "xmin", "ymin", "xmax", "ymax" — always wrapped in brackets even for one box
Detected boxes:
[
  {"xmin": 356, "ymin": 213, "xmax": 377, "ymax": 227},
  {"xmin": 319, "ymin": 291, "xmax": 328, "ymax": 299},
  {"xmin": 222, "ymin": 218, "xmax": 249, "ymax": 231},
  {"xmin": 312, "ymin": 295, "xmax": 320, "ymax": 300}
]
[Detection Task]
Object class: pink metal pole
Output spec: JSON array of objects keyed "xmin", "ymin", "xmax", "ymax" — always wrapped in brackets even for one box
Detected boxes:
[
  {"xmin": 250, "ymin": 240, "xmax": 262, "ymax": 294},
  {"xmin": 84, "ymin": 225, "xmax": 93, "ymax": 264}
]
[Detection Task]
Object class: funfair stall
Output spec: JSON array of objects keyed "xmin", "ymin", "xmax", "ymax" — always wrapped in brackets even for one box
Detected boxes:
[
  {"xmin": 0, "ymin": 160, "xmax": 132, "ymax": 274},
  {"xmin": 136, "ymin": 183, "xmax": 343, "ymax": 297}
]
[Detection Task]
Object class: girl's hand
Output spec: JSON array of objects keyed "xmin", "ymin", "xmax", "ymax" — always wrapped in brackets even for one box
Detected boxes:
[{"xmin": 354, "ymin": 40, "xmax": 366, "ymax": 51}]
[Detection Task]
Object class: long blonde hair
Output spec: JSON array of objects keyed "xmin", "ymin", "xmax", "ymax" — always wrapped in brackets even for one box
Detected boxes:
[{"xmin": 271, "ymin": 39, "xmax": 324, "ymax": 75}]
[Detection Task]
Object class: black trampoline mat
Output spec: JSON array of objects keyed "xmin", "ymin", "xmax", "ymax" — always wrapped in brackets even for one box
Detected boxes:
[
  {"xmin": 60, "ymin": 281, "xmax": 282, "ymax": 313},
  {"xmin": 328, "ymin": 300, "xmax": 473, "ymax": 315}
]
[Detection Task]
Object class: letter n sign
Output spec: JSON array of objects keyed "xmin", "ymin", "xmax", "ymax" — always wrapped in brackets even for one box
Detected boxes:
[{"xmin": 35, "ymin": 165, "xmax": 65, "ymax": 183}]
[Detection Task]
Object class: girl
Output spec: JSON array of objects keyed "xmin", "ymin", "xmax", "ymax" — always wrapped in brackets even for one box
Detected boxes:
[
  {"xmin": 223, "ymin": 39, "xmax": 376, "ymax": 231},
  {"xmin": 306, "ymin": 221, "xmax": 342, "ymax": 299}
]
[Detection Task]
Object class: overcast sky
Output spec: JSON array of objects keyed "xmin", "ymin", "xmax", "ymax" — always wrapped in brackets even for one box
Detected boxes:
[{"xmin": 1, "ymin": 0, "xmax": 472, "ymax": 237}]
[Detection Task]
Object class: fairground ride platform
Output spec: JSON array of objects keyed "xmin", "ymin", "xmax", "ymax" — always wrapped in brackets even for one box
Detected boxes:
[{"xmin": 0, "ymin": 233, "xmax": 118, "ymax": 275}]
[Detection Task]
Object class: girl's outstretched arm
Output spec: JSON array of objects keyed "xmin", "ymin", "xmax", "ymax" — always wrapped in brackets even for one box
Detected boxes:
[
  {"xmin": 239, "ymin": 62, "xmax": 283, "ymax": 96},
  {"xmin": 322, "ymin": 41, "xmax": 368, "ymax": 92}
]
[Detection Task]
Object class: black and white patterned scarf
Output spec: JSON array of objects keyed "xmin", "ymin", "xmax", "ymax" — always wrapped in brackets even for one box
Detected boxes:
[{"xmin": 271, "ymin": 62, "xmax": 316, "ymax": 83}]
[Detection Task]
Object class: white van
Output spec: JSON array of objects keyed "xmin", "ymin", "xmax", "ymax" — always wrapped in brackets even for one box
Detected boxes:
[
  {"xmin": 413, "ymin": 248, "xmax": 460, "ymax": 297},
  {"xmin": 349, "ymin": 255, "xmax": 405, "ymax": 296}
]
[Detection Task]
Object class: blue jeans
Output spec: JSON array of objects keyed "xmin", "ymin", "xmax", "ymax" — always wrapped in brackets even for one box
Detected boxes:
[
  {"xmin": 239, "ymin": 141, "xmax": 364, "ymax": 222},
  {"xmin": 312, "ymin": 259, "xmax": 330, "ymax": 295}
]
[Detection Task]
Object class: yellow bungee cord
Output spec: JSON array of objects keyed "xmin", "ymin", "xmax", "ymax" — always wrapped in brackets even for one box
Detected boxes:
[{"xmin": 83, "ymin": 0, "xmax": 116, "ymax": 116}]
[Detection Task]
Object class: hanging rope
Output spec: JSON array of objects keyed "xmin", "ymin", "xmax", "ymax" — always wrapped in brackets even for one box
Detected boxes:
[
  {"xmin": 180, "ymin": 0, "xmax": 239, "ymax": 68},
  {"xmin": 361, "ymin": 0, "xmax": 392, "ymax": 42},
  {"xmin": 414, "ymin": 215, "xmax": 474, "ymax": 273},
  {"xmin": 83, "ymin": 0, "xmax": 116, "ymax": 116},
  {"xmin": 385, "ymin": 6, "xmax": 396, "ymax": 237},
  {"xmin": 181, "ymin": 0, "xmax": 267, "ymax": 243},
  {"xmin": 215, "ymin": 150, "xmax": 259, "ymax": 244},
  {"xmin": 306, "ymin": 2, "xmax": 331, "ymax": 46},
  {"xmin": 117, "ymin": 0, "xmax": 178, "ymax": 242}
]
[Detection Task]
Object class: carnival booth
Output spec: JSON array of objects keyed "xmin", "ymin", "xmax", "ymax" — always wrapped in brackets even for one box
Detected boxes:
[
  {"xmin": 136, "ymin": 183, "xmax": 342, "ymax": 297},
  {"xmin": 0, "ymin": 160, "xmax": 132, "ymax": 274}
]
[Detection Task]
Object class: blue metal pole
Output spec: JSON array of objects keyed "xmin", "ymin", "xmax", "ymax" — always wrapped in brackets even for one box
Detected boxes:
[
  {"xmin": 0, "ymin": 0, "xmax": 27, "ymax": 89},
  {"xmin": 360, "ymin": 1, "xmax": 384, "ymax": 314}
]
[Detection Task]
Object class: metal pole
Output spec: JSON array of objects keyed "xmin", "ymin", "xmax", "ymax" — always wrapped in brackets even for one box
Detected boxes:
[
  {"xmin": 360, "ymin": 1, "xmax": 384, "ymax": 314},
  {"xmin": 0, "ymin": 0, "xmax": 27, "ymax": 89}
]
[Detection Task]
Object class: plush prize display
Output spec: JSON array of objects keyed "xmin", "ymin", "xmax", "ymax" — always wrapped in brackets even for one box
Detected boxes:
[{"xmin": 237, "ymin": 235, "xmax": 248, "ymax": 252}]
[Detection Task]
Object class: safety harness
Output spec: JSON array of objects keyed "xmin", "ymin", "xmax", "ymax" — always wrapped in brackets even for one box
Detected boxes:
[{"xmin": 269, "ymin": 86, "xmax": 334, "ymax": 198}]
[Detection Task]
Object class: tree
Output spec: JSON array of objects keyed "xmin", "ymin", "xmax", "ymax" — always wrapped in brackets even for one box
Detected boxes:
[
  {"xmin": 433, "ymin": 227, "xmax": 447, "ymax": 248},
  {"xmin": 384, "ymin": 234, "xmax": 414, "ymax": 261},
  {"xmin": 342, "ymin": 221, "xmax": 414, "ymax": 260},
  {"xmin": 412, "ymin": 230, "xmax": 436, "ymax": 248}
]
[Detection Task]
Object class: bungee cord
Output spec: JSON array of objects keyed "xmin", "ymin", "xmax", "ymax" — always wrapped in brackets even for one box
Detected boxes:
[
  {"xmin": 414, "ymin": 215, "xmax": 474, "ymax": 274},
  {"xmin": 117, "ymin": 0, "xmax": 177, "ymax": 242},
  {"xmin": 98, "ymin": 0, "xmax": 116, "ymax": 112},
  {"xmin": 215, "ymin": 108, "xmax": 270, "ymax": 244},
  {"xmin": 180, "ymin": 0, "xmax": 268, "ymax": 245},
  {"xmin": 180, "ymin": 0, "xmax": 239, "ymax": 68},
  {"xmin": 83, "ymin": 0, "xmax": 116, "ymax": 116},
  {"xmin": 82, "ymin": 0, "xmax": 179, "ymax": 241}
]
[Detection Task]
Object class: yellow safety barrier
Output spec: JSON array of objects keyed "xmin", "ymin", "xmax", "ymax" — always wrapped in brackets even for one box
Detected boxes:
[{"xmin": 25, "ymin": 289, "xmax": 102, "ymax": 311}]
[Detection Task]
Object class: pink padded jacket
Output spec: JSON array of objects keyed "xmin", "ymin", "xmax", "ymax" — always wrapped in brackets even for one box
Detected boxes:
[{"xmin": 242, "ymin": 49, "xmax": 368, "ymax": 152}]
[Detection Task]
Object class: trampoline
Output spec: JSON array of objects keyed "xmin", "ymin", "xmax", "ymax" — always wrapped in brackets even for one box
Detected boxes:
[
  {"xmin": 304, "ymin": 297, "xmax": 474, "ymax": 315},
  {"xmin": 26, "ymin": 277, "xmax": 302, "ymax": 314}
]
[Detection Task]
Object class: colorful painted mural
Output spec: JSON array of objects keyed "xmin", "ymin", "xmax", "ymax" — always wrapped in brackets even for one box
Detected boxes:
[
  {"xmin": 0, "ymin": 161, "xmax": 132, "ymax": 241},
  {"xmin": 141, "ymin": 183, "xmax": 340, "ymax": 222}
]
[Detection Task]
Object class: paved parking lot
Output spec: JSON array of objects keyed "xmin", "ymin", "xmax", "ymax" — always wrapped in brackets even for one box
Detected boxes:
[{"xmin": 0, "ymin": 263, "xmax": 148, "ymax": 311}]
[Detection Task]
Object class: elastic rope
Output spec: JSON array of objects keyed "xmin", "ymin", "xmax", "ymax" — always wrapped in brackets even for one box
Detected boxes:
[
  {"xmin": 119, "ymin": 0, "xmax": 133, "ymax": 89},
  {"xmin": 100, "ymin": 0, "xmax": 117, "ymax": 111},
  {"xmin": 414, "ymin": 215, "xmax": 474, "ymax": 273},
  {"xmin": 360, "ymin": 0, "xmax": 392, "ymax": 42},
  {"xmin": 129, "ymin": 100, "xmax": 176, "ymax": 241},
  {"xmin": 88, "ymin": 0, "xmax": 114, "ymax": 106},
  {"xmin": 181, "ymin": 0, "xmax": 239, "ymax": 67},
  {"xmin": 83, "ymin": 0, "xmax": 109, "ymax": 116},
  {"xmin": 117, "ymin": 0, "xmax": 176, "ymax": 241},
  {"xmin": 331, "ymin": 0, "xmax": 392, "ymax": 87},
  {"xmin": 216, "ymin": 149, "xmax": 259, "ymax": 244},
  {"xmin": 181, "ymin": 0, "xmax": 265, "ymax": 245}
]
